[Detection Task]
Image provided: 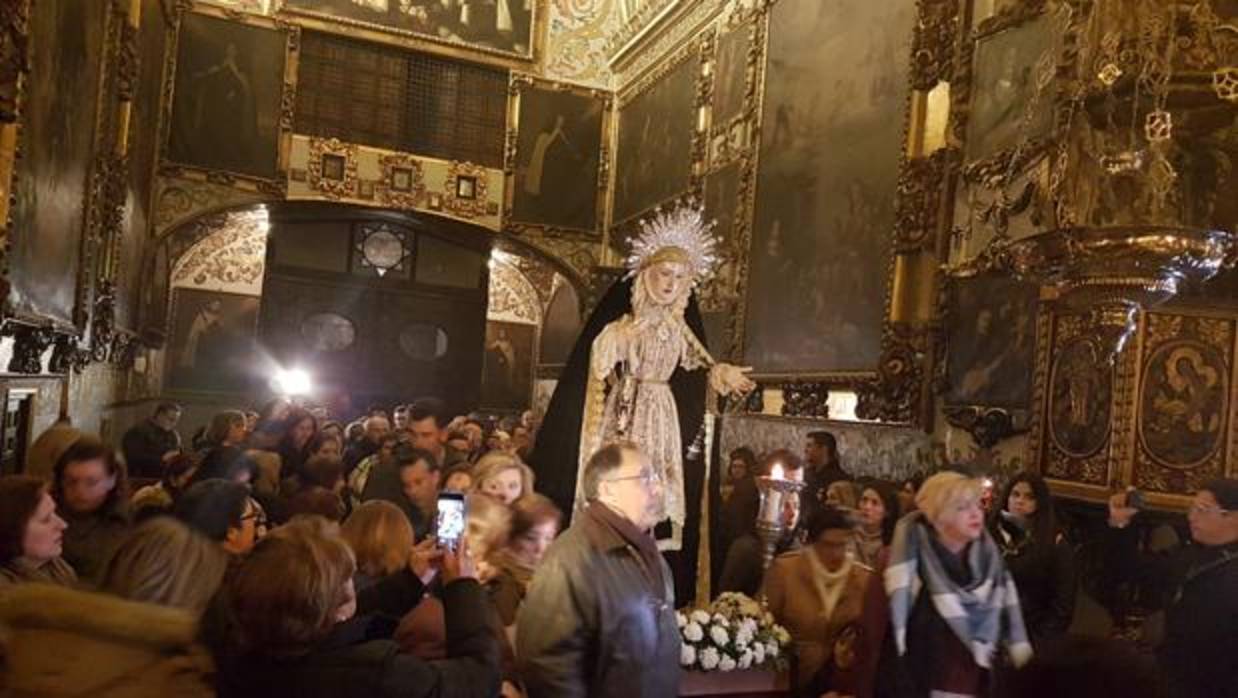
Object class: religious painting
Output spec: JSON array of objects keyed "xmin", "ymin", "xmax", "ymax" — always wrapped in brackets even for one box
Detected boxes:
[
  {"xmin": 117, "ymin": 0, "xmax": 173, "ymax": 329},
  {"xmin": 6, "ymin": 0, "xmax": 108, "ymax": 326},
  {"xmin": 279, "ymin": 0, "xmax": 534, "ymax": 60},
  {"xmin": 713, "ymin": 26, "xmax": 750, "ymax": 126},
  {"xmin": 945, "ymin": 275, "xmax": 1039, "ymax": 408},
  {"xmin": 965, "ymin": 13, "xmax": 1055, "ymax": 164},
  {"xmin": 744, "ymin": 0, "xmax": 915, "ymax": 374},
  {"xmin": 1048, "ymin": 337, "xmax": 1112, "ymax": 459},
  {"xmin": 613, "ymin": 54, "xmax": 699, "ymax": 225},
  {"xmin": 166, "ymin": 12, "xmax": 288, "ymax": 180},
  {"xmin": 510, "ymin": 83, "xmax": 605, "ymax": 234},
  {"xmin": 166, "ymin": 289, "xmax": 261, "ymax": 393},
  {"xmin": 1139, "ymin": 340, "xmax": 1227, "ymax": 468},
  {"xmin": 481, "ymin": 320, "xmax": 536, "ymax": 410}
]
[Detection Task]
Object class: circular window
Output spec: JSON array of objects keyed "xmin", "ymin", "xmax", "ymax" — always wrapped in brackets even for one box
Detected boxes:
[
  {"xmin": 300, "ymin": 313, "xmax": 356, "ymax": 352},
  {"xmin": 361, "ymin": 228, "xmax": 405, "ymax": 270},
  {"xmin": 400, "ymin": 324, "xmax": 448, "ymax": 360}
]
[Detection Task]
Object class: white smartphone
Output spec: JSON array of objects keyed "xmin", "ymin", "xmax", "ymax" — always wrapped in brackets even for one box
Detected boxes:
[{"xmin": 435, "ymin": 492, "xmax": 467, "ymax": 551}]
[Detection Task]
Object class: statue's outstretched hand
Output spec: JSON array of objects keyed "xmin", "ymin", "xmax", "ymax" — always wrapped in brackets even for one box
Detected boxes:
[{"xmin": 711, "ymin": 363, "xmax": 756, "ymax": 396}]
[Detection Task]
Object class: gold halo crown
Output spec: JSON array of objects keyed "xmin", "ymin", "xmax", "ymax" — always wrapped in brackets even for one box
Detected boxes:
[{"xmin": 624, "ymin": 205, "xmax": 719, "ymax": 286}]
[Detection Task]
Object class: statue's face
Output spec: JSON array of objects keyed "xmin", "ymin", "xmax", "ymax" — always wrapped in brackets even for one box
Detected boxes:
[{"xmin": 644, "ymin": 260, "xmax": 690, "ymax": 306}]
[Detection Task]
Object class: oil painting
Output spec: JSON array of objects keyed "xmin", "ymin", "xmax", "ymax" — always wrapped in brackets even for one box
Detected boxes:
[
  {"xmin": 481, "ymin": 320, "xmax": 536, "ymax": 410},
  {"xmin": 744, "ymin": 0, "xmax": 915, "ymax": 373},
  {"xmin": 945, "ymin": 274, "xmax": 1039, "ymax": 408},
  {"xmin": 7, "ymin": 0, "xmax": 108, "ymax": 325},
  {"xmin": 166, "ymin": 12, "xmax": 288, "ymax": 180},
  {"xmin": 167, "ymin": 288, "xmax": 261, "ymax": 393},
  {"xmin": 511, "ymin": 84, "xmax": 605, "ymax": 233},
  {"xmin": 1049, "ymin": 336, "xmax": 1112, "ymax": 459},
  {"xmin": 965, "ymin": 13, "xmax": 1055, "ymax": 163},
  {"xmin": 613, "ymin": 56, "xmax": 699, "ymax": 225}
]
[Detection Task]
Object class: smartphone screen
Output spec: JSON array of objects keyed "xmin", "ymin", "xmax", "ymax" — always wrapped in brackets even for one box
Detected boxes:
[{"xmin": 435, "ymin": 492, "xmax": 467, "ymax": 551}]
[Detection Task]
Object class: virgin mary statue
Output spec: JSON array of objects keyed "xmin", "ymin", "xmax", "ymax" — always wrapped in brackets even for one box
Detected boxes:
[{"xmin": 529, "ymin": 206, "xmax": 753, "ymax": 599}]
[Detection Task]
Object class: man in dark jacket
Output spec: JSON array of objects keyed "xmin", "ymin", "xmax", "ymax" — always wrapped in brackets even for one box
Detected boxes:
[
  {"xmin": 517, "ymin": 441, "xmax": 680, "ymax": 698},
  {"xmin": 120, "ymin": 402, "xmax": 182, "ymax": 478},
  {"xmin": 1106, "ymin": 478, "xmax": 1238, "ymax": 698}
]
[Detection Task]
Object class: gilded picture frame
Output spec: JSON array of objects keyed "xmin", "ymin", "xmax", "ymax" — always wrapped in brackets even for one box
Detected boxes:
[
  {"xmin": 740, "ymin": 0, "xmax": 917, "ymax": 379},
  {"xmin": 159, "ymin": 3, "xmax": 298, "ymax": 197},
  {"xmin": 504, "ymin": 73, "xmax": 611, "ymax": 239},
  {"xmin": 4, "ymin": 0, "xmax": 111, "ymax": 333}
]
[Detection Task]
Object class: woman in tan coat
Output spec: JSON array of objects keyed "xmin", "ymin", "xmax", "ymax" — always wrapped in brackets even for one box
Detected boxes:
[
  {"xmin": 0, "ymin": 517, "xmax": 226, "ymax": 698},
  {"xmin": 763, "ymin": 507, "xmax": 871, "ymax": 694}
]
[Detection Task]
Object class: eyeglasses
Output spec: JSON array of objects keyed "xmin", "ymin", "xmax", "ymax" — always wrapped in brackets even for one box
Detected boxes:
[
  {"xmin": 605, "ymin": 469, "xmax": 662, "ymax": 488},
  {"xmin": 1189, "ymin": 502, "xmax": 1232, "ymax": 516}
]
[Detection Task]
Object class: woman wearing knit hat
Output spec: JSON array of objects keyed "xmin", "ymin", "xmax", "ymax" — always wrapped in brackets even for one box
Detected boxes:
[{"xmin": 1106, "ymin": 478, "xmax": 1238, "ymax": 698}]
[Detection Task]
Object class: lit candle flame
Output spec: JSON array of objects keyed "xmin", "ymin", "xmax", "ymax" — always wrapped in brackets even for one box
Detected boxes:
[{"xmin": 770, "ymin": 463, "xmax": 784, "ymax": 480}]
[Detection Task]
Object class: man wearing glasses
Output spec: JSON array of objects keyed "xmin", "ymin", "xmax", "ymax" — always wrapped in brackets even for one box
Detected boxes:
[
  {"xmin": 517, "ymin": 441, "xmax": 679, "ymax": 698},
  {"xmin": 1106, "ymin": 478, "xmax": 1238, "ymax": 698}
]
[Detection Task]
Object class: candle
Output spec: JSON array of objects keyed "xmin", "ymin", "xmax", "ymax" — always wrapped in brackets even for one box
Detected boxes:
[{"xmin": 770, "ymin": 463, "xmax": 784, "ymax": 481}]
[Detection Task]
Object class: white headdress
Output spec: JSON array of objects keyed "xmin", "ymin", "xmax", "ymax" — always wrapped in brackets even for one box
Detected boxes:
[{"xmin": 624, "ymin": 205, "xmax": 719, "ymax": 286}]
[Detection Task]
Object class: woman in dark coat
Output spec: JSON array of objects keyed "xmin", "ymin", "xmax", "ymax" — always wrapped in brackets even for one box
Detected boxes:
[
  {"xmin": 52, "ymin": 436, "xmax": 132, "ymax": 584},
  {"xmin": 989, "ymin": 472, "xmax": 1076, "ymax": 646},
  {"xmin": 218, "ymin": 520, "xmax": 499, "ymax": 698}
]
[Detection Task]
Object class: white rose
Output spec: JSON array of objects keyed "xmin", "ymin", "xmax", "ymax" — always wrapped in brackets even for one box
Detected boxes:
[
  {"xmin": 765, "ymin": 641, "xmax": 779, "ymax": 659},
  {"xmin": 742, "ymin": 618, "xmax": 758, "ymax": 635},
  {"xmin": 680, "ymin": 644, "xmax": 697, "ymax": 667},
  {"xmin": 700, "ymin": 647, "xmax": 720, "ymax": 671},
  {"xmin": 718, "ymin": 655, "xmax": 737, "ymax": 672},
  {"xmin": 740, "ymin": 649, "xmax": 755, "ymax": 670},
  {"xmin": 684, "ymin": 622, "xmax": 704, "ymax": 643},
  {"xmin": 691, "ymin": 610, "xmax": 711, "ymax": 625},
  {"xmin": 709, "ymin": 625, "xmax": 730, "ymax": 647},
  {"xmin": 735, "ymin": 627, "xmax": 753, "ymax": 649},
  {"xmin": 712, "ymin": 613, "xmax": 729, "ymax": 627},
  {"xmin": 676, "ymin": 612, "xmax": 687, "ymax": 628},
  {"xmin": 752, "ymin": 643, "xmax": 766, "ymax": 665}
]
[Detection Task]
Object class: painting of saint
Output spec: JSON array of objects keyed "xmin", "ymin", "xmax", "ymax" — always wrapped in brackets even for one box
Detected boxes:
[
  {"xmin": 167, "ymin": 13, "xmax": 287, "ymax": 179},
  {"xmin": 613, "ymin": 57, "xmax": 699, "ymax": 225},
  {"xmin": 281, "ymin": 0, "xmax": 534, "ymax": 59},
  {"xmin": 481, "ymin": 321, "xmax": 535, "ymax": 410},
  {"xmin": 511, "ymin": 86, "xmax": 604, "ymax": 233},
  {"xmin": 7, "ymin": 0, "xmax": 107, "ymax": 326},
  {"xmin": 1049, "ymin": 337, "xmax": 1112, "ymax": 459},
  {"xmin": 168, "ymin": 289, "xmax": 261, "ymax": 393},
  {"xmin": 966, "ymin": 14, "xmax": 1054, "ymax": 163},
  {"xmin": 1139, "ymin": 341, "xmax": 1228, "ymax": 468},
  {"xmin": 745, "ymin": 0, "xmax": 915, "ymax": 373},
  {"xmin": 946, "ymin": 275, "xmax": 1039, "ymax": 407}
]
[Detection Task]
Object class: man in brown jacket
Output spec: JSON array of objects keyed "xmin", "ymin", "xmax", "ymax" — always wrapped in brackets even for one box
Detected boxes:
[{"xmin": 516, "ymin": 441, "xmax": 680, "ymax": 698}]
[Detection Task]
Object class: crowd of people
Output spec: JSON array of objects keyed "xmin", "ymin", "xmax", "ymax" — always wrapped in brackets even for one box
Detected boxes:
[{"xmin": 0, "ymin": 404, "xmax": 1234, "ymax": 698}]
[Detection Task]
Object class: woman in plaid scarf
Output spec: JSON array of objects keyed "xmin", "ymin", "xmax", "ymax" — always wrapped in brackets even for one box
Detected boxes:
[{"xmin": 856, "ymin": 471, "xmax": 1032, "ymax": 698}]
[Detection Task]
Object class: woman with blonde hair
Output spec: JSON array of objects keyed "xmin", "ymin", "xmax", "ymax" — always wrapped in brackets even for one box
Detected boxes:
[
  {"xmin": 102, "ymin": 516, "xmax": 229, "ymax": 614},
  {"xmin": 857, "ymin": 471, "xmax": 1032, "ymax": 698},
  {"xmin": 472, "ymin": 451, "xmax": 534, "ymax": 506},
  {"xmin": 340, "ymin": 500, "xmax": 415, "ymax": 587}
]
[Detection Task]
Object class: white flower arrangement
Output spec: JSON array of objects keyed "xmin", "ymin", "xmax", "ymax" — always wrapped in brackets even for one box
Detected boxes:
[{"xmin": 676, "ymin": 592, "xmax": 792, "ymax": 673}]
